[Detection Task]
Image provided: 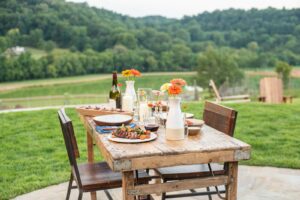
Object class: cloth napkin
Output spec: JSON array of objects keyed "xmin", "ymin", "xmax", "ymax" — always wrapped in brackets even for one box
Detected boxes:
[{"xmin": 96, "ymin": 123, "xmax": 136, "ymax": 134}]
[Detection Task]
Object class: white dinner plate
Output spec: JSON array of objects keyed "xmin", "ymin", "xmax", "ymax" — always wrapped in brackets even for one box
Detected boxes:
[
  {"xmin": 93, "ymin": 114, "xmax": 133, "ymax": 126},
  {"xmin": 107, "ymin": 133, "xmax": 157, "ymax": 143},
  {"xmin": 184, "ymin": 113, "xmax": 194, "ymax": 118}
]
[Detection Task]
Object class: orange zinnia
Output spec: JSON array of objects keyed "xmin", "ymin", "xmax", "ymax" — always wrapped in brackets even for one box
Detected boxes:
[
  {"xmin": 170, "ymin": 78, "xmax": 187, "ymax": 87},
  {"xmin": 168, "ymin": 84, "xmax": 182, "ymax": 95},
  {"xmin": 130, "ymin": 69, "xmax": 141, "ymax": 77}
]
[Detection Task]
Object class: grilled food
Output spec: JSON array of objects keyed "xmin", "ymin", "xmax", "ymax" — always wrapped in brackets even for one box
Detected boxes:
[{"xmin": 112, "ymin": 125, "xmax": 151, "ymax": 140}]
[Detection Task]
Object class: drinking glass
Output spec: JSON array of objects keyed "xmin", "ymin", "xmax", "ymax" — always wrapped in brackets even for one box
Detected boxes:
[{"xmin": 137, "ymin": 88, "xmax": 152, "ymax": 122}]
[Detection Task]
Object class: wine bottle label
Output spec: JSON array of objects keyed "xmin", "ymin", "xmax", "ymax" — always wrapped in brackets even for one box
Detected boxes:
[{"xmin": 109, "ymin": 99, "xmax": 116, "ymax": 109}]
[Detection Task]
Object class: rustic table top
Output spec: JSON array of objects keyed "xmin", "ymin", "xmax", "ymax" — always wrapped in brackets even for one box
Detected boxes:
[{"xmin": 83, "ymin": 117, "xmax": 251, "ymax": 171}]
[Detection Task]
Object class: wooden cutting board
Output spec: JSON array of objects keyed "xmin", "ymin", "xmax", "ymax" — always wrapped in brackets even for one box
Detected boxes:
[{"xmin": 76, "ymin": 105, "xmax": 134, "ymax": 117}]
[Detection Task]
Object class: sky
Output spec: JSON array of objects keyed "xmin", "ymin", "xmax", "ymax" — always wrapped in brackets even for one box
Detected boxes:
[{"xmin": 67, "ymin": 0, "xmax": 300, "ymax": 19}]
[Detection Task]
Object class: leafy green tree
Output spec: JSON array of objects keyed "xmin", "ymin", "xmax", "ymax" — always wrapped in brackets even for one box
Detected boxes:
[
  {"xmin": 144, "ymin": 56, "xmax": 158, "ymax": 71},
  {"xmin": 43, "ymin": 40, "xmax": 56, "ymax": 52},
  {"xmin": 160, "ymin": 51, "xmax": 174, "ymax": 71},
  {"xmin": 174, "ymin": 29, "xmax": 191, "ymax": 42},
  {"xmin": 0, "ymin": 0, "xmax": 300, "ymax": 82},
  {"xmin": 0, "ymin": 36, "xmax": 8, "ymax": 52},
  {"xmin": 196, "ymin": 46, "xmax": 244, "ymax": 87},
  {"xmin": 115, "ymin": 33, "xmax": 137, "ymax": 49},
  {"xmin": 28, "ymin": 29, "xmax": 44, "ymax": 48},
  {"xmin": 188, "ymin": 25, "xmax": 204, "ymax": 41},
  {"xmin": 6, "ymin": 28, "xmax": 20, "ymax": 46},
  {"xmin": 247, "ymin": 41, "xmax": 259, "ymax": 51},
  {"xmin": 275, "ymin": 61, "xmax": 292, "ymax": 89},
  {"xmin": 171, "ymin": 44, "xmax": 193, "ymax": 70}
]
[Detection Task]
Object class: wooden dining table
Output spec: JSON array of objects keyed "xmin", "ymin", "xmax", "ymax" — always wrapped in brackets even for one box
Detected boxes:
[{"xmin": 78, "ymin": 114, "xmax": 251, "ymax": 200}]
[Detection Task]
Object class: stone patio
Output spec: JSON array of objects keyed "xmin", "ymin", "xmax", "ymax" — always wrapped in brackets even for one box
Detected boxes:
[{"xmin": 15, "ymin": 166, "xmax": 300, "ymax": 200}]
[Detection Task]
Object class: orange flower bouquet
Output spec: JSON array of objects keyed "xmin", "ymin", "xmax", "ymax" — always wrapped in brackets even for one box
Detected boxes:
[
  {"xmin": 160, "ymin": 78, "xmax": 187, "ymax": 140},
  {"xmin": 121, "ymin": 68, "xmax": 141, "ymax": 80},
  {"xmin": 160, "ymin": 78, "xmax": 187, "ymax": 97},
  {"xmin": 121, "ymin": 68, "xmax": 142, "ymax": 110}
]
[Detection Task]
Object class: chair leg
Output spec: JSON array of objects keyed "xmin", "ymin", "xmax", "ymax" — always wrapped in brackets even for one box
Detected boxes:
[
  {"xmin": 78, "ymin": 190, "xmax": 83, "ymax": 200},
  {"xmin": 66, "ymin": 173, "xmax": 73, "ymax": 200},
  {"xmin": 161, "ymin": 193, "xmax": 166, "ymax": 200},
  {"xmin": 161, "ymin": 179, "xmax": 166, "ymax": 200},
  {"xmin": 104, "ymin": 190, "xmax": 113, "ymax": 200},
  {"xmin": 206, "ymin": 187, "xmax": 212, "ymax": 200}
]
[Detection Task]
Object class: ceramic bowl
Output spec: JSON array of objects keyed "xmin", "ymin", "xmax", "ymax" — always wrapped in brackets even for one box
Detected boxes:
[{"xmin": 188, "ymin": 127, "xmax": 201, "ymax": 136}]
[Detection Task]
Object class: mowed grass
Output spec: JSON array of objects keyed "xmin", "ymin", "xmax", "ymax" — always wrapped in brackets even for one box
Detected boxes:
[
  {"xmin": 0, "ymin": 74, "xmax": 196, "ymax": 99},
  {"xmin": 0, "ymin": 109, "xmax": 103, "ymax": 199},
  {"xmin": 1, "ymin": 102, "xmax": 300, "ymax": 199},
  {"xmin": 27, "ymin": 47, "xmax": 70, "ymax": 59},
  {"xmin": 184, "ymin": 101, "xmax": 300, "ymax": 168}
]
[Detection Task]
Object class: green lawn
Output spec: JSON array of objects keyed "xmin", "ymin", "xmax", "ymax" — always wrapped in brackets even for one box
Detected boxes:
[
  {"xmin": 0, "ymin": 74, "xmax": 196, "ymax": 99},
  {"xmin": 1, "ymin": 102, "xmax": 300, "ymax": 199},
  {"xmin": 26, "ymin": 47, "xmax": 47, "ymax": 59},
  {"xmin": 27, "ymin": 47, "xmax": 71, "ymax": 59}
]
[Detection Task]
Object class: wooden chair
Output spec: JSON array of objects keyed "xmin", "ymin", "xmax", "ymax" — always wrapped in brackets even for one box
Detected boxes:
[
  {"xmin": 155, "ymin": 101, "xmax": 238, "ymax": 200},
  {"xmin": 58, "ymin": 108, "xmax": 151, "ymax": 200},
  {"xmin": 259, "ymin": 77, "xmax": 293, "ymax": 104},
  {"xmin": 209, "ymin": 79, "xmax": 250, "ymax": 103}
]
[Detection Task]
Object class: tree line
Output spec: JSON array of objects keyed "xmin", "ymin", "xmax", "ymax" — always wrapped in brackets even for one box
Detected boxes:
[{"xmin": 0, "ymin": 0, "xmax": 299, "ymax": 82}]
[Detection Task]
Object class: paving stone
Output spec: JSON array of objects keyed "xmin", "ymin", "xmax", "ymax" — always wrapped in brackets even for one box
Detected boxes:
[{"xmin": 14, "ymin": 166, "xmax": 300, "ymax": 200}]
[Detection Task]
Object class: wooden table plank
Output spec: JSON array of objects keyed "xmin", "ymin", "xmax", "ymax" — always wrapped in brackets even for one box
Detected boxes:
[
  {"xmin": 80, "ymin": 115, "xmax": 251, "ymax": 200},
  {"xmin": 84, "ymin": 117, "xmax": 250, "ymax": 172}
]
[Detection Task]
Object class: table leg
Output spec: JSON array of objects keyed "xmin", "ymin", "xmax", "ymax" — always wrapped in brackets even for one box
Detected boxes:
[
  {"xmin": 226, "ymin": 162, "xmax": 238, "ymax": 200},
  {"xmin": 87, "ymin": 131, "xmax": 94, "ymax": 163},
  {"xmin": 122, "ymin": 171, "xmax": 135, "ymax": 200},
  {"xmin": 86, "ymin": 131, "xmax": 96, "ymax": 200}
]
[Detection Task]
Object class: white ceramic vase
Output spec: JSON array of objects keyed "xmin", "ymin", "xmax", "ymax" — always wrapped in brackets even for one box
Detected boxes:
[
  {"xmin": 125, "ymin": 81, "xmax": 137, "ymax": 102},
  {"xmin": 165, "ymin": 97, "xmax": 185, "ymax": 140}
]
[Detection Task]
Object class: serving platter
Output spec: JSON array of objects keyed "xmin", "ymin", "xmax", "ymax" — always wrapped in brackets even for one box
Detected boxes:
[
  {"xmin": 107, "ymin": 132, "xmax": 157, "ymax": 143},
  {"xmin": 93, "ymin": 114, "xmax": 133, "ymax": 126},
  {"xmin": 76, "ymin": 105, "xmax": 133, "ymax": 117}
]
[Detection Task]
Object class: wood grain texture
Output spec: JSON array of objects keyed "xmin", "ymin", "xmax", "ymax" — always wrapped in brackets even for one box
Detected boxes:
[
  {"xmin": 86, "ymin": 131, "xmax": 96, "ymax": 199},
  {"xmin": 83, "ymin": 117, "xmax": 250, "ymax": 172},
  {"xmin": 259, "ymin": 77, "xmax": 293, "ymax": 104},
  {"xmin": 76, "ymin": 105, "xmax": 133, "ymax": 117},
  {"xmin": 128, "ymin": 175, "xmax": 228, "ymax": 195},
  {"xmin": 226, "ymin": 162, "xmax": 238, "ymax": 200},
  {"xmin": 86, "ymin": 131, "xmax": 94, "ymax": 163},
  {"xmin": 78, "ymin": 106, "xmax": 251, "ymax": 200},
  {"xmin": 209, "ymin": 79, "xmax": 250, "ymax": 103},
  {"xmin": 122, "ymin": 171, "xmax": 135, "ymax": 200}
]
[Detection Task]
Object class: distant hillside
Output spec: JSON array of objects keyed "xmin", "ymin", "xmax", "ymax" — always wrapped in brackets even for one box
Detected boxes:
[{"xmin": 0, "ymin": 0, "xmax": 299, "ymax": 82}]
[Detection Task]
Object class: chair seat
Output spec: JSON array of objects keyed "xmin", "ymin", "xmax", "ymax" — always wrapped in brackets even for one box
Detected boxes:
[
  {"xmin": 155, "ymin": 163, "xmax": 225, "ymax": 180},
  {"xmin": 77, "ymin": 162, "xmax": 151, "ymax": 192}
]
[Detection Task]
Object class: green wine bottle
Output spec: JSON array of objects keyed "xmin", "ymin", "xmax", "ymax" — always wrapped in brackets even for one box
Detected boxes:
[{"xmin": 109, "ymin": 71, "xmax": 121, "ymax": 109}]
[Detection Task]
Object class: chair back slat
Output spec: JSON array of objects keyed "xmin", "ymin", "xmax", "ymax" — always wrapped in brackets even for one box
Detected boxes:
[
  {"xmin": 58, "ymin": 108, "xmax": 82, "ymax": 187},
  {"xmin": 203, "ymin": 101, "xmax": 237, "ymax": 137}
]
